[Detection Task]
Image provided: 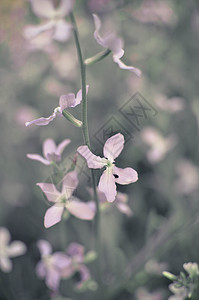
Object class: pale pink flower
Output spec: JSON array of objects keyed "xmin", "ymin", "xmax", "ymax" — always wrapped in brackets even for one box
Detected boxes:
[
  {"xmin": 154, "ymin": 94, "xmax": 185, "ymax": 113},
  {"xmin": 141, "ymin": 127, "xmax": 177, "ymax": 163},
  {"xmin": 88, "ymin": 188, "xmax": 133, "ymax": 216},
  {"xmin": 0, "ymin": 227, "xmax": 26, "ymax": 273},
  {"xmin": 27, "ymin": 138, "xmax": 70, "ymax": 165},
  {"xmin": 37, "ymin": 170, "xmax": 95, "ymax": 228},
  {"xmin": 93, "ymin": 14, "xmax": 141, "ymax": 77},
  {"xmin": 25, "ymin": 86, "xmax": 88, "ymax": 127},
  {"xmin": 24, "ymin": 0, "xmax": 74, "ymax": 43},
  {"xmin": 77, "ymin": 133, "xmax": 138, "ymax": 202},
  {"xmin": 174, "ymin": 159, "xmax": 199, "ymax": 195},
  {"xmin": 61, "ymin": 243, "xmax": 91, "ymax": 289},
  {"xmin": 136, "ymin": 287, "xmax": 163, "ymax": 300},
  {"xmin": 36, "ymin": 240, "xmax": 72, "ymax": 291}
]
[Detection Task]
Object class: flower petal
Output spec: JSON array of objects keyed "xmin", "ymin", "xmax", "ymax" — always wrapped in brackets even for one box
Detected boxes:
[
  {"xmin": 25, "ymin": 111, "xmax": 57, "ymax": 127},
  {"xmin": 67, "ymin": 243, "xmax": 84, "ymax": 262},
  {"xmin": 46, "ymin": 268, "xmax": 60, "ymax": 291},
  {"xmin": 66, "ymin": 198, "xmax": 95, "ymax": 220},
  {"xmin": 7, "ymin": 241, "xmax": 26, "ymax": 257},
  {"xmin": 93, "ymin": 14, "xmax": 104, "ymax": 47},
  {"xmin": 98, "ymin": 168, "xmax": 117, "ymax": 202},
  {"xmin": 75, "ymin": 85, "xmax": 89, "ymax": 106},
  {"xmin": 23, "ymin": 22, "xmax": 54, "ymax": 40},
  {"xmin": 113, "ymin": 166, "xmax": 138, "ymax": 185},
  {"xmin": 36, "ymin": 183, "xmax": 60, "ymax": 202},
  {"xmin": 36, "ymin": 261, "xmax": 46, "ymax": 278},
  {"xmin": 30, "ymin": 0, "xmax": 55, "ymax": 19},
  {"xmin": 56, "ymin": 139, "xmax": 71, "ymax": 156},
  {"xmin": 53, "ymin": 20, "xmax": 72, "ymax": 42},
  {"xmin": 56, "ymin": 0, "xmax": 75, "ymax": 17},
  {"xmin": 0, "ymin": 257, "xmax": 12, "ymax": 273},
  {"xmin": 93, "ymin": 14, "xmax": 124, "ymax": 55},
  {"xmin": 59, "ymin": 93, "xmax": 76, "ymax": 111},
  {"xmin": 27, "ymin": 154, "xmax": 51, "ymax": 165},
  {"xmin": 112, "ymin": 54, "xmax": 142, "ymax": 77},
  {"xmin": 44, "ymin": 205, "xmax": 64, "ymax": 228},
  {"xmin": 37, "ymin": 240, "xmax": 52, "ymax": 256},
  {"xmin": 0, "ymin": 227, "xmax": 11, "ymax": 247},
  {"xmin": 53, "ymin": 252, "xmax": 71, "ymax": 270},
  {"xmin": 103, "ymin": 133, "xmax": 124, "ymax": 161},
  {"xmin": 59, "ymin": 86, "xmax": 89, "ymax": 111},
  {"xmin": 61, "ymin": 170, "xmax": 78, "ymax": 198},
  {"xmin": 77, "ymin": 145, "xmax": 106, "ymax": 169},
  {"xmin": 116, "ymin": 202, "xmax": 132, "ymax": 216},
  {"xmin": 76, "ymin": 264, "xmax": 90, "ymax": 289},
  {"xmin": 43, "ymin": 138, "xmax": 56, "ymax": 159}
]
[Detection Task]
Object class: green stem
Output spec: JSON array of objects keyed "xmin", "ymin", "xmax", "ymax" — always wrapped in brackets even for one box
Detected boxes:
[
  {"xmin": 85, "ymin": 49, "xmax": 112, "ymax": 65},
  {"xmin": 70, "ymin": 11, "xmax": 101, "ymax": 266}
]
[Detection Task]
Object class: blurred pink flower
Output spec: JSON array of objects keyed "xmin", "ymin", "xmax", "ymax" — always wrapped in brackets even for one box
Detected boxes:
[
  {"xmin": 89, "ymin": 0, "xmax": 112, "ymax": 12},
  {"xmin": 61, "ymin": 243, "xmax": 91, "ymax": 289},
  {"xmin": 0, "ymin": 227, "xmax": 26, "ymax": 273},
  {"xmin": 15, "ymin": 105, "xmax": 37, "ymax": 126},
  {"xmin": 77, "ymin": 133, "xmax": 138, "ymax": 202},
  {"xmin": 136, "ymin": 287, "xmax": 163, "ymax": 300},
  {"xmin": 25, "ymin": 86, "xmax": 88, "ymax": 127},
  {"xmin": 174, "ymin": 159, "xmax": 199, "ymax": 195},
  {"xmin": 24, "ymin": 0, "xmax": 74, "ymax": 43},
  {"xmin": 154, "ymin": 94, "xmax": 185, "ymax": 113},
  {"xmin": 141, "ymin": 127, "xmax": 177, "ymax": 163},
  {"xmin": 132, "ymin": 0, "xmax": 175, "ymax": 25},
  {"xmin": 88, "ymin": 188, "xmax": 133, "ymax": 216},
  {"xmin": 36, "ymin": 240, "xmax": 72, "ymax": 291},
  {"xmin": 37, "ymin": 170, "xmax": 95, "ymax": 228},
  {"xmin": 27, "ymin": 138, "xmax": 71, "ymax": 165},
  {"xmin": 93, "ymin": 14, "xmax": 141, "ymax": 77}
]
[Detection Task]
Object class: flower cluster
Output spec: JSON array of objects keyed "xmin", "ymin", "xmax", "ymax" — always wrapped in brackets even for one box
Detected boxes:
[{"xmin": 36, "ymin": 240, "xmax": 94, "ymax": 291}]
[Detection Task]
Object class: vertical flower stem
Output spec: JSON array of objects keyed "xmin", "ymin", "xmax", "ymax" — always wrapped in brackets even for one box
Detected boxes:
[{"xmin": 69, "ymin": 11, "xmax": 102, "ymax": 282}]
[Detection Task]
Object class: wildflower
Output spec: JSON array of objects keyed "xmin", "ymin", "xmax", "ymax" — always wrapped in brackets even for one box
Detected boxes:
[
  {"xmin": 93, "ymin": 14, "xmax": 141, "ymax": 77},
  {"xmin": 24, "ymin": 0, "xmax": 75, "ymax": 42},
  {"xmin": 88, "ymin": 188, "xmax": 133, "ymax": 216},
  {"xmin": 37, "ymin": 170, "xmax": 95, "ymax": 228},
  {"xmin": 0, "ymin": 227, "xmax": 26, "ymax": 273},
  {"xmin": 77, "ymin": 133, "xmax": 138, "ymax": 202},
  {"xmin": 27, "ymin": 138, "xmax": 71, "ymax": 165},
  {"xmin": 36, "ymin": 240, "xmax": 71, "ymax": 291},
  {"xmin": 25, "ymin": 86, "xmax": 88, "ymax": 127},
  {"xmin": 141, "ymin": 127, "xmax": 177, "ymax": 163},
  {"xmin": 154, "ymin": 94, "xmax": 185, "ymax": 113},
  {"xmin": 61, "ymin": 243, "xmax": 91, "ymax": 289}
]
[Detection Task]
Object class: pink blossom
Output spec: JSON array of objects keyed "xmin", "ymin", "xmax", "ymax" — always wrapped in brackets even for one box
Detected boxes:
[
  {"xmin": 25, "ymin": 86, "xmax": 88, "ymax": 127},
  {"xmin": 77, "ymin": 133, "xmax": 138, "ymax": 202},
  {"xmin": 37, "ymin": 170, "xmax": 95, "ymax": 228},
  {"xmin": 27, "ymin": 138, "xmax": 71, "ymax": 165},
  {"xmin": 141, "ymin": 127, "xmax": 177, "ymax": 163},
  {"xmin": 24, "ymin": 0, "xmax": 75, "ymax": 43},
  {"xmin": 36, "ymin": 240, "xmax": 72, "ymax": 291},
  {"xmin": 93, "ymin": 14, "xmax": 141, "ymax": 77},
  {"xmin": 0, "ymin": 227, "xmax": 26, "ymax": 273},
  {"xmin": 61, "ymin": 243, "xmax": 91, "ymax": 289},
  {"xmin": 88, "ymin": 188, "xmax": 133, "ymax": 216}
]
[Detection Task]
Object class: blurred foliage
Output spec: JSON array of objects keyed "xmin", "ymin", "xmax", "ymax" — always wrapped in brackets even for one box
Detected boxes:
[{"xmin": 0, "ymin": 0, "xmax": 199, "ymax": 299}]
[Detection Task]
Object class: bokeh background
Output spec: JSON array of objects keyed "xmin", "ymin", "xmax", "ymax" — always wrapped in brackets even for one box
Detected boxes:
[{"xmin": 0, "ymin": 0, "xmax": 199, "ymax": 299}]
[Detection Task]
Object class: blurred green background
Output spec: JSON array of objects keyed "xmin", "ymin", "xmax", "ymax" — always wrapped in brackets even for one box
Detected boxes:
[{"xmin": 0, "ymin": 0, "xmax": 199, "ymax": 299}]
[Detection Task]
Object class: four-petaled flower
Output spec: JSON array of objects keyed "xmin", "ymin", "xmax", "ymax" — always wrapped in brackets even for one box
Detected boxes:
[
  {"xmin": 25, "ymin": 86, "xmax": 88, "ymax": 127},
  {"xmin": 27, "ymin": 138, "xmax": 71, "ymax": 165},
  {"xmin": 0, "ymin": 227, "xmax": 26, "ymax": 273},
  {"xmin": 24, "ymin": 0, "xmax": 74, "ymax": 42},
  {"xmin": 77, "ymin": 133, "xmax": 138, "ymax": 202},
  {"xmin": 37, "ymin": 170, "xmax": 95, "ymax": 228},
  {"xmin": 93, "ymin": 14, "xmax": 141, "ymax": 77},
  {"xmin": 36, "ymin": 239, "xmax": 71, "ymax": 291}
]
